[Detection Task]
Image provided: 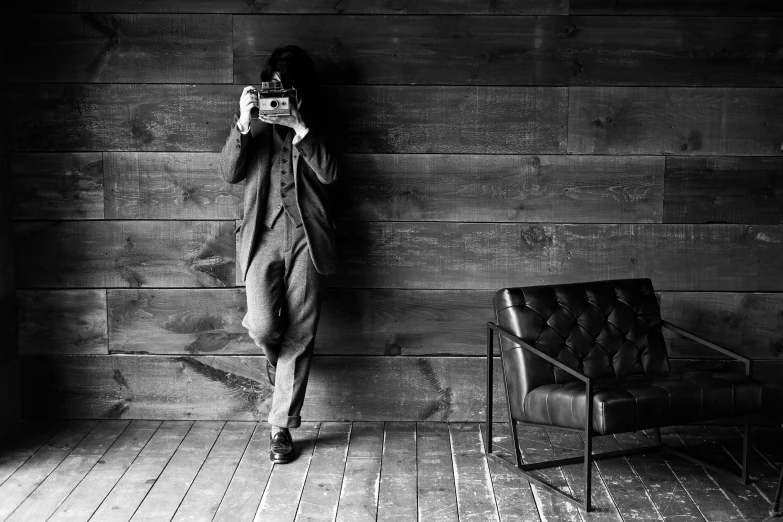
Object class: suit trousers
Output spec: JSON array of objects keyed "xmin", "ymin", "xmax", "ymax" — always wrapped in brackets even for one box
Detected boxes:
[{"xmin": 241, "ymin": 211, "xmax": 324, "ymax": 428}]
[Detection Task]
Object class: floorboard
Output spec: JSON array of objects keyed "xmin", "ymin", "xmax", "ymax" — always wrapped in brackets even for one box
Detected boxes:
[
  {"xmin": 254, "ymin": 424, "xmax": 320, "ymax": 522},
  {"xmin": 0, "ymin": 421, "xmax": 779, "ymax": 522},
  {"xmin": 0, "ymin": 419, "xmax": 98, "ymax": 520},
  {"xmin": 6, "ymin": 420, "xmax": 130, "ymax": 522},
  {"xmin": 295, "ymin": 422, "xmax": 351, "ymax": 522}
]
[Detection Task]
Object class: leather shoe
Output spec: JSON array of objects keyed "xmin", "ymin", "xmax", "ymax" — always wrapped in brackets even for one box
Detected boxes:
[
  {"xmin": 266, "ymin": 360, "xmax": 276, "ymax": 386},
  {"xmin": 269, "ymin": 428, "xmax": 294, "ymax": 464}
]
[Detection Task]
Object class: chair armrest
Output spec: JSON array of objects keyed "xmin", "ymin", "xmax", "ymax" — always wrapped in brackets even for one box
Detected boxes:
[
  {"xmin": 488, "ymin": 322, "xmax": 590, "ymax": 384},
  {"xmin": 661, "ymin": 320, "xmax": 751, "ymax": 376}
]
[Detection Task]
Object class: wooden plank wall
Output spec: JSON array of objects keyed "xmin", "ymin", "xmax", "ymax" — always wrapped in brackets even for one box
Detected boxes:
[
  {"xmin": 1, "ymin": 17, "xmax": 22, "ymax": 444},
  {"xmin": 8, "ymin": 1, "xmax": 783, "ymax": 424}
]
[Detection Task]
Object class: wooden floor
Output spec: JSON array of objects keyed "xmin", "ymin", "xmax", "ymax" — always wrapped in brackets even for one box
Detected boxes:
[{"xmin": 0, "ymin": 420, "xmax": 780, "ymax": 522}]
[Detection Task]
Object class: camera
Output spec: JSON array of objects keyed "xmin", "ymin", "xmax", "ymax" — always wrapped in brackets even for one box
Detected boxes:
[{"xmin": 249, "ymin": 81, "xmax": 297, "ymax": 118}]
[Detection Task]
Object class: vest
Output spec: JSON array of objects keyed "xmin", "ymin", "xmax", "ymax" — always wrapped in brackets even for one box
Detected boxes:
[{"xmin": 263, "ymin": 125, "xmax": 303, "ymax": 227}]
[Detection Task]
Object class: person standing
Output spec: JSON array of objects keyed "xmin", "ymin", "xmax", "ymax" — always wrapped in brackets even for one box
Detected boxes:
[{"xmin": 218, "ymin": 46, "xmax": 339, "ymax": 463}]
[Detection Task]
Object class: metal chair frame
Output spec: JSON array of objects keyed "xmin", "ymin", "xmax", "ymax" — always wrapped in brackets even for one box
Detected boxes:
[{"xmin": 485, "ymin": 321, "xmax": 753, "ymax": 512}]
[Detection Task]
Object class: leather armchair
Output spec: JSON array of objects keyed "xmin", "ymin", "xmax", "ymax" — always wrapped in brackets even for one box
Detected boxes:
[{"xmin": 485, "ymin": 278, "xmax": 762, "ymax": 512}]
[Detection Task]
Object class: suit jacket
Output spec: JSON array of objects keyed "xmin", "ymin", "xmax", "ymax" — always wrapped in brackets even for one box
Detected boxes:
[{"xmin": 219, "ymin": 112, "xmax": 339, "ymax": 281}]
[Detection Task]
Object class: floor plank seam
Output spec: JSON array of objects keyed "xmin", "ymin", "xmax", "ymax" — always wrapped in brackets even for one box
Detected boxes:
[
  {"xmin": 44, "ymin": 419, "xmax": 136, "ymax": 522},
  {"xmin": 208, "ymin": 421, "xmax": 259, "ymax": 522},
  {"xmin": 123, "ymin": 420, "xmax": 197, "ymax": 522}
]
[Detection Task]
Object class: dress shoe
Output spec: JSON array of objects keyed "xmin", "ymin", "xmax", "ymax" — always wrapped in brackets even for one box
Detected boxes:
[
  {"xmin": 266, "ymin": 360, "xmax": 276, "ymax": 386},
  {"xmin": 269, "ymin": 428, "xmax": 294, "ymax": 463}
]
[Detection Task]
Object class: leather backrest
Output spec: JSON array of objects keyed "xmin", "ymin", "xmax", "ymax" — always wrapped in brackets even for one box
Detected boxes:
[{"xmin": 493, "ymin": 278, "xmax": 669, "ymax": 419}]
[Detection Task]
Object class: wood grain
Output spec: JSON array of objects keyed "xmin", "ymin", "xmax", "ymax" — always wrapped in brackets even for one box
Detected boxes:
[
  {"xmin": 36, "ymin": 0, "xmax": 568, "ymax": 14},
  {"xmin": 87, "ymin": 420, "xmax": 193, "ymax": 522},
  {"xmin": 570, "ymin": 0, "xmax": 783, "ymax": 15},
  {"xmin": 171, "ymin": 421, "xmax": 256, "ymax": 522},
  {"xmin": 664, "ymin": 156, "xmax": 783, "ymax": 225},
  {"xmin": 416, "ymin": 422, "xmax": 459, "ymax": 522},
  {"xmin": 377, "ymin": 422, "xmax": 417, "ymax": 522},
  {"xmin": 211, "ymin": 422, "xmax": 273, "ymax": 522},
  {"xmin": 449, "ymin": 423, "xmax": 499, "ymax": 522},
  {"xmin": 14, "ymin": 220, "xmax": 236, "ymax": 288},
  {"xmin": 329, "ymin": 223, "xmax": 783, "ymax": 291},
  {"xmin": 0, "ymin": 419, "xmax": 99, "ymax": 520},
  {"xmin": 32, "ymin": 288, "xmax": 783, "ymax": 361},
  {"xmin": 545, "ymin": 430, "xmax": 623, "ymax": 520},
  {"xmin": 295, "ymin": 422, "xmax": 351, "ymax": 522},
  {"xmin": 661, "ymin": 292, "xmax": 783, "ymax": 360},
  {"xmin": 587, "ymin": 434, "xmax": 662, "ymax": 520},
  {"xmin": 336, "ymin": 422, "xmax": 384, "ymax": 522},
  {"xmin": 235, "ymin": 15, "xmax": 783, "ymax": 87},
  {"xmin": 99, "ymin": 152, "xmax": 662, "ymax": 223},
  {"xmin": 9, "ymin": 14, "xmax": 231, "ymax": 83},
  {"xmin": 255, "ymin": 424, "xmax": 320, "ymax": 522},
  {"xmin": 234, "ymin": 15, "xmax": 571, "ymax": 86},
  {"xmin": 666, "ymin": 88, "xmax": 783, "ymax": 156},
  {"xmin": 47, "ymin": 420, "xmax": 160, "ymax": 522},
  {"xmin": 339, "ymin": 154, "xmax": 663, "ymax": 223},
  {"xmin": 19, "ymin": 354, "xmax": 508, "ymax": 422},
  {"xmin": 320, "ymin": 85, "xmax": 568, "ymax": 154},
  {"xmin": 480, "ymin": 424, "xmax": 540, "ymax": 522},
  {"xmin": 11, "ymin": 153, "xmax": 104, "ymax": 220},
  {"xmin": 129, "ymin": 420, "xmax": 224, "ymax": 521},
  {"xmin": 18, "ymin": 289, "xmax": 107, "ymax": 355},
  {"xmin": 514, "ymin": 424, "xmax": 581, "ymax": 522},
  {"xmin": 568, "ymin": 86, "xmax": 669, "ymax": 155},
  {"xmin": 612, "ymin": 431, "xmax": 704, "ymax": 521},
  {"xmin": 569, "ymin": 87, "xmax": 783, "ymax": 156},
  {"xmin": 5, "ymin": 420, "xmax": 130, "ymax": 522},
  {"xmin": 108, "ymin": 288, "xmax": 253, "ymax": 355},
  {"xmin": 8, "ymin": 84, "xmax": 567, "ymax": 154},
  {"xmin": 0, "ymin": 419, "xmax": 62, "ymax": 486},
  {"xmin": 104, "ymin": 152, "xmax": 243, "ymax": 219},
  {"xmin": 20, "ymin": 355, "xmax": 782, "ymax": 422},
  {"xmin": 562, "ymin": 16, "xmax": 783, "ymax": 87}
]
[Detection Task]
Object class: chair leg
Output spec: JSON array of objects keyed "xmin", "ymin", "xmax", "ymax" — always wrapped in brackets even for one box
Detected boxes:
[
  {"xmin": 741, "ymin": 415, "xmax": 750, "ymax": 485},
  {"xmin": 584, "ymin": 432, "xmax": 593, "ymax": 512},
  {"xmin": 773, "ymin": 461, "xmax": 783, "ymax": 514},
  {"xmin": 486, "ymin": 323, "xmax": 493, "ymax": 454}
]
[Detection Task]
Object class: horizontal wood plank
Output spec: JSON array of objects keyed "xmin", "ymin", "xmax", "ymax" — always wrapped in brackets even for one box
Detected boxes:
[
  {"xmin": 234, "ymin": 15, "xmax": 571, "ymax": 86},
  {"xmin": 18, "ymin": 289, "xmax": 107, "ymax": 355},
  {"xmin": 22, "ymin": 222, "xmax": 780, "ymax": 292},
  {"xmin": 569, "ymin": 87, "xmax": 783, "ymax": 156},
  {"xmin": 14, "ymin": 220, "xmax": 236, "ymax": 288},
  {"xmin": 338, "ymin": 154, "xmax": 664, "ymax": 223},
  {"xmin": 22, "ymin": 287, "xmax": 783, "ymax": 360},
  {"xmin": 104, "ymin": 152, "xmax": 243, "ymax": 219},
  {"xmin": 8, "ymin": 84, "xmax": 568, "ymax": 154},
  {"xmin": 328, "ymin": 223, "xmax": 783, "ymax": 291},
  {"xmin": 11, "ymin": 153, "xmax": 104, "ymax": 220},
  {"xmin": 664, "ymin": 156, "xmax": 783, "ymax": 224},
  {"xmin": 235, "ymin": 15, "xmax": 783, "ymax": 87},
  {"xmin": 34, "ymin": 0, "xmax": 567, "ymax": 14},
  {"xmin": 570, "ymin": 0, "xmax": 783, "ymax": 15},
  {"xmin": 8, "ymin": 14, "xmax": 231, "ymax": 83},
  {"xmin": 19, "ymin": 355, "xmax": 783, "ymax": 422},
  {"xmin": 0, "ymin": 293, "xmax": 19, "ymax": 366},
  {"xmin": 99, "ymin": 153, "xmax": 665, "ymax": 223},
  {"xmin": 662, "ymin": 292, "xmax": 783, "ymax": 360}
]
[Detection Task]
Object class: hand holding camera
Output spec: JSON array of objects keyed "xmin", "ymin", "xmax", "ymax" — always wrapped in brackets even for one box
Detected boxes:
[{"xmin": 238, "ymin": 82, "xmax": 306, "ymax": 135}]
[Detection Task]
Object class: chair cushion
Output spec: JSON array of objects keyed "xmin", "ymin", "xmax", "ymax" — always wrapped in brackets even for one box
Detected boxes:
[{"xmin": 522, "ymin": 370, "xmax": 763, "ymax": 435}]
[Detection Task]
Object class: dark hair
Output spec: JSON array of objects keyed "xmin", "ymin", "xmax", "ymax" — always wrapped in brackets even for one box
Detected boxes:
[{"xmin": 260, "ymin": 45, "xmax": 317, "ymax": 110}]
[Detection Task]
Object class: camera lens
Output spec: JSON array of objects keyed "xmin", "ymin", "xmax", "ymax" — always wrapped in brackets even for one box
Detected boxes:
[{"xmin": 270, "ymin": 100, "xmax": 279, "ymax": 108}]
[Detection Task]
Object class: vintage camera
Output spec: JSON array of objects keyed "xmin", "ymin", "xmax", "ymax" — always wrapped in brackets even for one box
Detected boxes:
[{"xmin": 249, "ymin": 81, "xmax": 297, "ymax": 118}]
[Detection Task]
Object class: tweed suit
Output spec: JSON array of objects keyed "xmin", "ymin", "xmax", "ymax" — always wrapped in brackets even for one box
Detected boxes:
[{"xmin": 219, "ymin": 111, "xmax": 339, "ymax": 428}]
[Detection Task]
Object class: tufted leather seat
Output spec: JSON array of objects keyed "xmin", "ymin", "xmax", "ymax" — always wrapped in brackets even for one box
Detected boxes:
[{"xmin": 493, "ymin": 278, "xmax": 762, "ymax": 435}]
